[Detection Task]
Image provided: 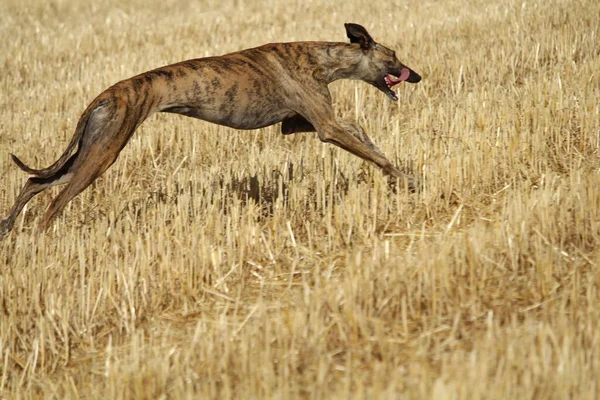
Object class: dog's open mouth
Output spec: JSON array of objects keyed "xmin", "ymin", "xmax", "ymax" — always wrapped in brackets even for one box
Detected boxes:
[
  {"xmin": 381, "ymin": 68, "xmax": 411, "ymax": 101},
  {"xmin": 382, "ymin": 68, "xmax": 421, "ymax": 101}
]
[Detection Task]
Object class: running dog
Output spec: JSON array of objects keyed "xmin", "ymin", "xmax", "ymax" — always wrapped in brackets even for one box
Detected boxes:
[{"xmin": 0, "ymin": 23, "xmax": 421, "ymax": 240}]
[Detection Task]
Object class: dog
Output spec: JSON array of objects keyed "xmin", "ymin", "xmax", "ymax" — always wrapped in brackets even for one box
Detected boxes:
[{"xmin": 0, "ymin": 23, "xmax": 421, "ymax": 240}]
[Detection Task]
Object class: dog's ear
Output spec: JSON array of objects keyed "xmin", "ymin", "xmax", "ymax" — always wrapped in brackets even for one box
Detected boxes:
[{"xmin": 344, "ymin": 23, "xmax": 375, "ymax": 50}]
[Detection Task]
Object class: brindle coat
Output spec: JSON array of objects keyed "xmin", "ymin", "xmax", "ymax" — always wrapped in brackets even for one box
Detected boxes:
[{"xmin": 0, "ymin": 23, "xmax": 421, "ymax": 240}]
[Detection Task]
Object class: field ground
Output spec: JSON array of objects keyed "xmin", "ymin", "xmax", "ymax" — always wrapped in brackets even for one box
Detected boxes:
[{"xmin": 1, "ymin": 0, "xmax": 599, "ymax": 398}]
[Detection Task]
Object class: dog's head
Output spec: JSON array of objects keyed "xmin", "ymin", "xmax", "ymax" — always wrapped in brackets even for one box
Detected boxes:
[{"xmin": 345, "ymin": 23, "xmax": 421, "ymax": 101}]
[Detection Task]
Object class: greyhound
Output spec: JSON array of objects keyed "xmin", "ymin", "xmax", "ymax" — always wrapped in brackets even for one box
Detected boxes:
[{"xmin": 0, "ymin": 23, "xmax": 421, "ymax": 240}]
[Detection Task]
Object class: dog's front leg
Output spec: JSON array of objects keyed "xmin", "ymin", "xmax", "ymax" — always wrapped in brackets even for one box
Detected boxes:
[
  {"xmin": 314, "ymin": 118, "xmax": 416, "ymax": 190},
  {"xmin": 336, "ymin": 120, "xmax": 387, "ymax": 159},
  {"xmin": 281, "ymin": 114, "xmax": 316, "ymax": 135},
  {"xmin": 291, "ymin": 86, "xmax": 416, "ymax": 190}
]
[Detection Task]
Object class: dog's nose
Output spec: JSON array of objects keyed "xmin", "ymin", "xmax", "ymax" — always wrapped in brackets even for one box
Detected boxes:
[{"xmin": 407, "ymin": 70, "xmax": 421, "ymax": 83}]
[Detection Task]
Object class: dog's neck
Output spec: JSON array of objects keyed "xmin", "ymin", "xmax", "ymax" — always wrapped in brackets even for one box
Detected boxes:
[{"xmin": 313, "ymin": 43, "xmax": 367, "ymax": 84}]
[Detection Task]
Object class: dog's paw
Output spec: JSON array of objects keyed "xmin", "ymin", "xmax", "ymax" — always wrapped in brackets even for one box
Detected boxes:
[
  {"xmin": 0, "ymin": 218, "xmax": 12, "ymax": 241},
  {"xmin": 387, "ymin": 173, "xmax": 420, "ymax": 193}
]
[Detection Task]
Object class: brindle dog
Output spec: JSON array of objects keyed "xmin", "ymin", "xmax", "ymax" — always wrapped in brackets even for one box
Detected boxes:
[{"xmin": 0, "ymin": 23, "xmax": 421, "ymax": 240}]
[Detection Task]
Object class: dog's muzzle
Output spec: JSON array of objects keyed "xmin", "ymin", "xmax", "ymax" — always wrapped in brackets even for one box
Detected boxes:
[{"xmin": 382, "ymin": 68, "xmax": 421, "ymax": 101}]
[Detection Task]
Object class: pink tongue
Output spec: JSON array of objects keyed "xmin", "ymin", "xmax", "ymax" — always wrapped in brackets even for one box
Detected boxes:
[
  {"xmin": 387, "ymin": 68, "xmax": 411, "ymax": 86},
  {"xmin": 398, "ymin": 68, "xmax": 410, "ymax": 82}
]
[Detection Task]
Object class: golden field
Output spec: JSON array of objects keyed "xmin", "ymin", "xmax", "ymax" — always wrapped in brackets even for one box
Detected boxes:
[{"xmin": 1, "ymin": 0, "xmax": 599, "ymax": 398}]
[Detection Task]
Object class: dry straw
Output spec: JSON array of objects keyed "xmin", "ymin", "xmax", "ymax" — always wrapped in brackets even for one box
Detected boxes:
[{"xmin": 1, "ymin": 0, "xmax": 599, "ymax": 398}]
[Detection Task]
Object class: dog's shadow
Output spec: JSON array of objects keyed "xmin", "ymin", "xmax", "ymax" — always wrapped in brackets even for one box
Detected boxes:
[
  {"xmin": 214, "ymin": 162, "xmax": 302, "ymax": 213},
  {"xmin": 112, "ymin": 161, "xmax": 390, "ymax": 227},
  {"xmin": 211, "ymin": 161, "xmax": 353, "ymax": 215}
]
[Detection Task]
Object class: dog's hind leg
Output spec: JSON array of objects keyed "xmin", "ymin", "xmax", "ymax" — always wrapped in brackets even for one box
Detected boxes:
[
  {"xmin": 39, "ymin": 154, "xmax": 113, "ymax": 232},
  {"xmin": 0, "ymin": 163, "xmax": 75, "ymax": 240},
  {"xmin": 39, "ymin": 111, "xmax": 135, "ymax": 232}
]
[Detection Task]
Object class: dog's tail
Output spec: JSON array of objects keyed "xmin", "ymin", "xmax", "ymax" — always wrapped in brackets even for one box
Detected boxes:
[{"xmin": 10, "ymin": 99, "xmax": 108, "ymax": 179}]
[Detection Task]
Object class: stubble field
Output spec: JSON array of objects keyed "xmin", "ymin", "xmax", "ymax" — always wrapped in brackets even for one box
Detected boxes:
[{"xmin": 1, "ymin": 0, "xmax": 599, "ymax": 398}]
